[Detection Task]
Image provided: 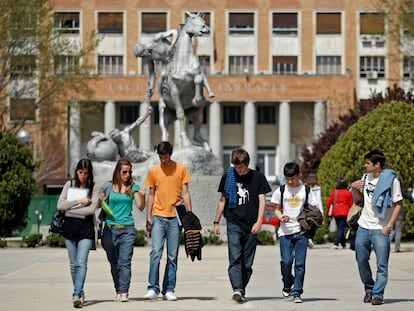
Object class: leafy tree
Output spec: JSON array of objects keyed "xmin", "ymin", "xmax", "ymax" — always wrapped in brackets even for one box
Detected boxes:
[
  {"xmin": 0, "ymin": 0, "xmax": 97, "ymax": 182},
  {"xmin": 0, "ymin": 132, "xmax": 38, "ymax": 236},
  {"xmin": 317, "ymin": 102, "xmax": 414, "ymax": 239}
]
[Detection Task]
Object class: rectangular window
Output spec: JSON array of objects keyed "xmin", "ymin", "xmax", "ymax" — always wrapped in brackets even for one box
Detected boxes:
[
  {"xmin": 257, "ymin": 106, "xmax": 276, "ymax": 124},
  {"xmin": 223, "ymin": 105, "xmax": 241, "ymax": 124},
  {"xmin": 272, "ymin": 13, "xmax": 298, "ymax": 35},
  {"xmin": 316, "ymin": 56, "xmax": 341, "ymax": 75},
  {"xmin": 141, "ymin": 12, "xmax": 167, "ymax": 34},
  {"xmin": 257, "ymin": 147, "xmax": 276, "ymax": 178},
  {"xmin": 229, "ymin": 56, "xmax": 254, "ymax": 75},
  {"xmin": 54, "ymin": 12, "xmax": 80, "ymax": 34},
  {"xmin": 9, "ymin": 98, "xmax": 36, "ymax": 121},
  {"xmin": 316, "ymin": 13, "xmax": 341, "ymax": 34},
  {"xmin": 229, "ymin": 13, "xmax": 254, "ymax": 35},
  {"xmin": 98, "ymin": 12, "xmax": 123, "ymax": 34},
  {"xmin": 359, "ymin": 56, "xmax": 385, "ymax": 78},
  {"xmin": 140, "ymin": 59, "xmax": 162, "ymax": 75},
  {"xmin": 98, "ymin": 56, "xmax": 123, "ymax": 75},
  {"xmin": 360, "ymin": 12, "xmax": 385, "ymax": 35},
  {"xmin": 272, "ymin": 56, "xmax": 297, "ymax": 75},
  {"xmin": 403, "ymin": 56, "xmax": 414, "ymax": 79},
  {"xmin": 120, "ymin": 105, "xmax": 138, "ymax": 124},
  {"xmin": 10, "ymin": 55, "xmax": 36, "ymax": 79},
  {"xmin": 54, "ymin": 55, "xmax": 79, "ymax": 75},
  {"xmin": 199, "ymin": 55, "xmax": 211, "ymax": 75}
]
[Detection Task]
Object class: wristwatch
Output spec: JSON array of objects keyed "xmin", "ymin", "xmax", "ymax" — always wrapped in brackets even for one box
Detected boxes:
[
  {"xmin": 386, "ymin": 225, "xmax": 393, "ymax": 231},
  {"xmin": 213, "ymin": 221, "xmax": 219, "ymax": 225}
]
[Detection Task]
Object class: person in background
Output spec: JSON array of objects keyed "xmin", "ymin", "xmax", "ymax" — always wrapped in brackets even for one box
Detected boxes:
[
  {"xmin": 100, "ymin": 158, "xmax": 146, "ymax": 303},
  {"xmin": 326, "ymin": 177, "xmax": 354, "ymax": 249},
  {"xmin": 57, "ymin": 159, "xmax": 99, "ymax": 308},
  {"xmin": 305, "ymin": 173, "xmax": 323, "ymax": 248},
  {"xmin": 351, "ymin": 150, "xmax": 403, "ymax": 305},
  {"xmin": 271, "ymin": 162, "xmax": 318, "ymax": 303},
  {"xmin": 213, "ymin": 148, "xmax": 271, "ymax": 303},
  {"xmin": 144, "ymin": 141, "xmax": 193, "ymax": 301}
]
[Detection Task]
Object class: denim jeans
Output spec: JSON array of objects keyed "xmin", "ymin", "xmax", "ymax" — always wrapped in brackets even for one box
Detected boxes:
[
  {"xmin": 148, "ymin": 216, "xmax": 180, "ymax": 294},
  {"xmin": 102, "ymin": 225, "xmax": 136, "ymax": 293},
  {"xmin": 334, "ymin": 216, "xmax": 347, "ymax": 247},
  {"xmin": 64, "ymin": 238, "xmax": 93, "ymax": 298},
  {"xmin": 226, "ymin": 222, "xmax": 258, "ymax": 296},
  {"xmin": 279, "ymin": 231, "xmax": 309, "ymax": 296},
  {"xmin": 355, "ymin": 227, "xmax": 390, "ymax": 300}
]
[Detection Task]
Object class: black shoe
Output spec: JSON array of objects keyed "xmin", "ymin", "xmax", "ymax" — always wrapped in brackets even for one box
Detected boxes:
[
  {"xmin": 363, "ymin": 292, "xmax": 372, "ymax": 303},
  {"xmin": 372, "ymin": 297, "xmax": 383, "ymax": 305}
]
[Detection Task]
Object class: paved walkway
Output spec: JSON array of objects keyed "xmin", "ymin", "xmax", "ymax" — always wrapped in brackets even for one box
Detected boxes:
[{"xmin": 0, "ymin": 242, "xmax": 413, "ymax": 311}]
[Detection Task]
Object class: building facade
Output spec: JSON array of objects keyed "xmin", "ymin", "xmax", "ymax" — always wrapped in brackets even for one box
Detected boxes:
[{"xmin": 7, "ymin": 0, "xmax": 414, "ymax": 192}]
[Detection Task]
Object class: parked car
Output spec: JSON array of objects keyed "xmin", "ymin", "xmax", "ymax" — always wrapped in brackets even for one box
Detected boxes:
[{"xmin": 262, "ymin": 201, "xmax": 279, "ymax": 227}]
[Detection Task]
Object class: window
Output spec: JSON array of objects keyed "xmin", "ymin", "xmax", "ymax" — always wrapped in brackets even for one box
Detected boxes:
[
  {"xmin": 222, "ymin": 146, "xmax": 239, "ymax": 170},
  {"xmin": 272, "ymin": 13, "xmax": 298, "ymax": 35},
  {"xmin": 120, "ymin": 105, "xmax": 138, "ymax": 124},
  {"xmin": 141, "ymin": 59, "xmax": 162, "ymax": 75},
  {"xmin": 54, "ymin": 12, "xmax": 80, "ymax": 34},
  {"xmin": 360, "ymin": 13, "xmax": 385, "ymax": 35},
  {"xmin": 98, "ymin": 12, "xmax": 123, "ymax": 34},
  {"xmin": 10, "ymin": 55, "xmax": 36, "ymax": 79},
  {"xmin": 403, "ymin": 56, "xmax": 414, "ymax": 79},
  {"xmin": 141, "ymin": 12, "xmax": 167, "ymax": 34},
  {"xmin": 98, "ymin": 56, "xmax": 123, "ymax": 75},
  {"xmin": 258, "ymin": 106, "xmax": 276, "ymax": 124},
  {"xmin": 359, "ymin": 56, "xmax": 385, "ymax": 78},
  {"xmin": 229, "ymin": 56, "xmax": 254, "ymax": 75},
  {"xmin": 199, "ymin": 55, "xmax": 211, "ymax": 75},
  {"xmin": 257, "ymin": 147, "xmax": 276, "ymax": 178},
  {"xmin": 229, "ymin": 13, "xmax": 254, "ymax": 34},
  {"xmin": 223, "ymin": 105, "xmax": 241, "ymax": 124},
  {"xmin": 272, "ymin": 56, "xmax": 297, "ymax": 75},
  {"xmin": 9, "ymin": 98, "xmax": 36, "ymax": 121},
  {"xmin": 316, "ymin": 56, "xmax": 341, "ymax": 75},
  {"xmin": 54, "ymin": 55, "xmax": 79, "ymax": 75},
  {"xmin": 316, "ymin": 13, "xmax": 341, "ymax": 34}
]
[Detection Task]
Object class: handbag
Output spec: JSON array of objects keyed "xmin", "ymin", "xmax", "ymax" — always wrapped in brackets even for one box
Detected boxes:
[
  {"xmin": 329, "ymin": 217, "xmax": 337, "ymax": 233},
  {"xmin": 347, "ymin": 204, "xmax": 362, "ymax": 232},
  {"xmin": 328, "ymin": 190, "xmax": 338, "ymax": 216},
  {"xmin": 49, "ymin": 210, "xmax": 65, "ymax": 234}
]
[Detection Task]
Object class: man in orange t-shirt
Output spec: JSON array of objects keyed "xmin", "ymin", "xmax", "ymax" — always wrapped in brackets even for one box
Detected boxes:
[{"xmin": 143, "ymin": 141, "xmax": 193, "ymax": 302}]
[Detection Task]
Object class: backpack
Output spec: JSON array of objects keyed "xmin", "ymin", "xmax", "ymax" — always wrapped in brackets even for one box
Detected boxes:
[{"xmin": 279, "ymin": 184, "xmax": 310, "ymax": 210}]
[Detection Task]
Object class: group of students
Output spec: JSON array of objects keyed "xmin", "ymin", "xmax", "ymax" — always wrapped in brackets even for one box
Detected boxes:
[{"xmin": 57, "ymin": 147, "xmax": 404, "ymax": 308}]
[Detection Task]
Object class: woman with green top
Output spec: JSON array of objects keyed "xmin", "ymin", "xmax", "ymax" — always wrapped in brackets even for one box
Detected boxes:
[{"xmin": 100, "ymin": 158, "xmax": 146, "ymax": 302}]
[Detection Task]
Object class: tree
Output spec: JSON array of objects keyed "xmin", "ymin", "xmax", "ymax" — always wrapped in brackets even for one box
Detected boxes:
[
  {"xmin": 0, "ymin": 132, "xmax": 38, "ymax": 236},
  {"xmin": 317, "ymin": 102, "xmax": 414, "ymax": 239},
  {"xmin": 0, "ymin": 0, "xmax": 97, "ymax": 183}
]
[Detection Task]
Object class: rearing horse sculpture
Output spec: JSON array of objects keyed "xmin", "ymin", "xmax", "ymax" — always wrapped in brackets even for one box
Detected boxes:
[{"xmin": 159, "ymin": 12, "xmax": 213, "ymax": 151}]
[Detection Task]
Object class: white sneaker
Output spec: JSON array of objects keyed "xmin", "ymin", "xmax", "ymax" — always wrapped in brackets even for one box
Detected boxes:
[
  {"xmin": 164, "ymin": 291, "xmax": 178, "ymax": 301},
  {"xmin": 114, "ymin": 292, "xmax": 121, "ymax": 301},
  {"xmin": 73, "ymin": 296, "xmax": 81, "ymax": 308},
  {"xmin": 232, "ymin": 291, "xmax": 246, "ymax": 303},
  {"xmin": 144, "ymin": 289, "xmax": 158, "ymax": 300},
  {"xmin": 120, "ymin": 292, "xmax": 128, "ymax": 302},
  {"xmin": 308, "ymin": 239, "xmax": 314, "ymax": 248}
]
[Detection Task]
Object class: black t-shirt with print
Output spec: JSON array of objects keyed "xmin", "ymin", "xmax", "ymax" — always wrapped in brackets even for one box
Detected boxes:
[{"xmin": 218, "ymin": 169, "xmax": 271, "ymax": 233}]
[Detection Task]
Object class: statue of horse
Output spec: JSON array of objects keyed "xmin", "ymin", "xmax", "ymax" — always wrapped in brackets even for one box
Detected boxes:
[{"xmin": 159, "ymin": 12, "xmax": 213, "ymax": 151}]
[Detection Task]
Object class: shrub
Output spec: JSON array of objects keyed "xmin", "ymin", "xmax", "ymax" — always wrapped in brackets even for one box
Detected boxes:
[
  {"xmin": 0, "ymin": 239, "xmax": 7, "ymax": 248},
  {"xmin": 202, "ymin": 229, "xmax": 223, "ymax": 245},
  {"xmin": 257, "ymin": 230, "xmax": 275, "ymax": 245},
  {"xmin": 23, "ymin": 233, "xmax": 43, "ymax": 248},
  {"xmin": 44, "ymin": 233, "xmax": 65, "ymax": 247},
  {"xmin": 134, "ymin": 229, "xmax": 148, "ymax": 247}
]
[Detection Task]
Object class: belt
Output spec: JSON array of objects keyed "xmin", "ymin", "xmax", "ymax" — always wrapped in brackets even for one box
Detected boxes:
[{"xmin": 105, "ymin": 224, "xmax": 132, "ymax": 229}]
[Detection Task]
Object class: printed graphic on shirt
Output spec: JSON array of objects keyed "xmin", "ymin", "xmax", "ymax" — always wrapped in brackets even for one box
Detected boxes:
[
  {"xmin": 287, "ymin": 194, "xmax": 301, "ymax": 208},
  {"xmin": 237, "ymin": 182, "xmax": 249, "ymax": 205},
  {"xmin": 365, "ymin": 181, "xmax": 376, "ymax": 198}
]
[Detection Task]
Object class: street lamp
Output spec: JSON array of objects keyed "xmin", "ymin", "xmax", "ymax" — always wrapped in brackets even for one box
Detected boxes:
[{"xmin": 16, "ymin": 129, "xmax": 31, "ymax": 144}]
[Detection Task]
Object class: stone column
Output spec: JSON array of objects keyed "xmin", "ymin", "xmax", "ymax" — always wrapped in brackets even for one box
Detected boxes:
[
  {"xmin": 278, "ymin": 101, "xmax": 291, "ymax": 178},
  {"xmin": 314, "ymin": 100, "xmax": 326, "ymax": 139},
  {"xmin": 244, "ymin": 100, "xmax": 256, "ymax": 169},
  {"xmin": 139, "ymin": 101, "xmax": 151, "ymax": 151},
  {"xmin": 104, "ymin": 100, "xmax": 116, "ymax": 134},
  {"xmin": 209, "ymin": 101, "xmax": 222, "ymax": 160},
  {"xmin": 68, "ymin": 102, "xmax": 81, "ymax": 177}
]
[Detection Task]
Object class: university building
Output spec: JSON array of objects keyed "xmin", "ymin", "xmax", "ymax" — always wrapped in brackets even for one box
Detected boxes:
[{"xmin": 8, "ymin": 0, "xmax": 414, "ymax": 192}]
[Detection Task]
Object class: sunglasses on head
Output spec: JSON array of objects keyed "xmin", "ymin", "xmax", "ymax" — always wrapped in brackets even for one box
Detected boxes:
[{"xmin": 121, "ymin": 170, "xmax": 133, "ymax": 175}]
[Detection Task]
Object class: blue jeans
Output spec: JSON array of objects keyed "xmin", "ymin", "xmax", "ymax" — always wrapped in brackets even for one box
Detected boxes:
[
  {"xmin": 279, "ymin": 232, "xmax": 308, "ymax": 296},
  {"xmin": 102, "ymin": 225, "xmax": 136, "ymax": 293},
  {"xmin": 334, "ymin": 216, "xmax": 347, "ymax": 247},
  {"xmin": 64, "ymin": 238, "xmax": 93, "ymax": 298},
  {"xmin": 148, "ymin": 216, "xmax": 180, "ymax": 294},
  {"xmin": 355, "ymin": 227, "xmax": 390, "ymax": 300},
  {"xmin": 227, "ymin": 222, "xmax": 258, "ymax": 296}
]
